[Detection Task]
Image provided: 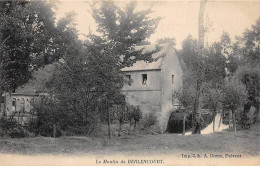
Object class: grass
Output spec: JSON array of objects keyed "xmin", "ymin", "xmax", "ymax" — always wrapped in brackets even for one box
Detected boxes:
[{"xmin": 0, "ymin": 122, "xmax": 259, "ymax": 157}]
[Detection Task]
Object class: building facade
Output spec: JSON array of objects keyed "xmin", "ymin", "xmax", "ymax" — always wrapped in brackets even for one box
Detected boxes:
[
  {"xmin": 121, "ymin": 43, "xmax": 183, "ymax": 132},
  {"xmin": 0, "ymin": 64, "xmax": 54, "ymax": 124}
]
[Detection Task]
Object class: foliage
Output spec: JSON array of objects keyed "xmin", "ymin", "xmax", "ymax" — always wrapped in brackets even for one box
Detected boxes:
[
  {"xmin": 87, "ymin": 1, "xmax": 161, "ymax": 137},
  {"xmin": 241, "ymin": 17, "xmax": 260, "ymax": 66},
  {"xmin": 222, "ymin": 79, "xmax": 247, "ymax": 112},
  {"xmin": 235, "ymin": 65, "xmax": 260, "ymax": 101},
  {"xmin": 0, "ymin": 1, "xmax": 78, "ymax": 94},
  {"xmin": 178, "ymin": 35, "xmax": 199, "ymax": 71},
  {"xmin": 46, "ymin": 55, "xmax": 104, "ymax": 136},
  {"xmin": 221, "ymin": 78, "xmax": 247, "ymax": 131},
  {"xmin": 203, "ymin": 87, "xmax": 223, "ymax": 112},
  {"xmin": 174, "ymin": 85, "xmax": 197, "ymax": 110},
  {"xmin": 43, "ymin": 11, "xmax": 110, "ymax": 136},
  {"xmin": 29, "ymin": 96, "xmax": 63, "ymax": 137},
  {"xmin": 89, "ymin": 0, "xmax": 161, "ymax": 68},
  {"xmin": 141, "ymin": 112, "xmax": 158, "ymax": 129},
  {"xmin": 204, "ymin": 42, "xmax": 227, "ymax": 86},
  {"xmin": 234, "ymin": 65, "xmax": 260, "ymax": 125},
  {"xmin": 126, "ymin": 105, "xmax": 142, "ymax": 123},
  {"xmin": 0, "ymin": 117, "xmax": 31, "ymax": 138}
]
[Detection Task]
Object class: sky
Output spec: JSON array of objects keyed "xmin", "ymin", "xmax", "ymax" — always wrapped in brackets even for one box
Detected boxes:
[{"xmin": 54, "ymin": 0, "xmax": 260, "ymax": 49}]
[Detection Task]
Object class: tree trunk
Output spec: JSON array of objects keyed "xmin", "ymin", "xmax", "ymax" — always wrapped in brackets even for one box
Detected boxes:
[
  {"xmin": 232, "ymin": 110, "xmax": 236, "ymax": 132},
  {"xmin": 0, "ymin": 89, "xmax": 2, "ymax": 116},
  {"xmin": 213, "ymin": 111, "xmax": 216, "ymax": 132},
  {"xmin": 229, "ymin": 111, "xmax": 232, "ymax": 131},
  {"xmin": 0, "ymin": 90, "xmax": 4, "ymax": 118},
  {"xmin": 218, "ymin": 113, "xmax": 222, "ymax": 129},
  {"xmin": 192, "ymin": 0, "xmax": 208, "ymax": 134},
  {"xmin": 3, "ymin": 91, "xmax": 7, "ymax": 117},
  {"xmin": 192, "ymin": 81, "xmax": 202, "ymax": 134},
  {"xmin": 119, "ymin": 121, "xmax": 122, "ymax": 137},
  {"xmin": 53, "ymin": 124, "xmax": 56, "ymax": 138},
  {"xmin": 198, "ymin": 0, "xmax": 208, "ymax": 55},
  {"xmin": 129, "ymin": 118, "xmax": 132, "ymax": 135},
  {"xmin": 107, "ymin": 102, "xmax": 111, "ymax": 139},
  {"xmin": 182, "ymin": 114, "xmax": 186, "ymax": 135}
]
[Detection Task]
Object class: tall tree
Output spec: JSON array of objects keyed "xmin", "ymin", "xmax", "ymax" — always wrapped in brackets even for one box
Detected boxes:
[
  {"xmin": 88, "ymin": 0, "xmax": 161, "ymax": 136},
  {"xmin": 235, "ymin": 65, "xmax": 260, "ymax": 127},
  {"xmin": 89, "ymin": 0, "xmax": 161, "ymax": 68},
  {"xmin": 242, "ymin": 17, "xmax": 260, "ymax": 66},
  {"xmin": 0, "ymin": 1, "xmax": 77, "ymax": 114},
  {"xmin": 222, "ymin": 78, "xmax": 247, "ymax": 131},
  {"xmin": 179, "ymin": 35, "xmax": 198, "ymax": 71},
  {"xmin": 192, "ymin": 0, "xmax": 208, "ymax": 134},
  {"xmin": 230, "ymin": 18, "xmax": 260, "ymax": 127}
]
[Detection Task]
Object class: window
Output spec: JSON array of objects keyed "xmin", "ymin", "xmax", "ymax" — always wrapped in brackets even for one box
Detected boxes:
[
  {"xmin": 12, "ymin": 99, "xmax": 16, "ymax": 112},
  {"xmin": 172, "ymin": 75, "xmax": 174, "ymax": 84},
  {"xmin": 12, "ymin": 99, "xmax": 16, "ymax": 106},
  {"xmin": 126, "ymin": 75, "xmax": 131, "ymax": 86},
  {"xmin": 21, "ymin": 98, "xmax": 25, "ymax": 112},
  {"xmin": 142, "ymin": 74, "xmax": 147, "ymax": 85}
]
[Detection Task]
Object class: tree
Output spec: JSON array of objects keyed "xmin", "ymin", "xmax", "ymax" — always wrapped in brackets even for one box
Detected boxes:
[
  {"xmin": 234, "ymin": 65, "xmax": 260, "ymax": 127},
  {"xmin": 89, "ymin": 0, "xmax": 161, "ymax": 68},
  {"xmin": 228, "ymin": 18, "xmax": 260, "ymax": 128},
  {"xmin": 204, "ymin": 42, "xmax": 227, "ymax": 87},
  {"xmin": 0, "ymin": 1, "xmax": 57, "ymax": 92},
  {"xmin": 45, "ymin": 12, "xmax": 106, "ymax": 135},
  {"xmin": 222, "ymin": 79, "xmax": 247, "ymax": 131},
  {"xmin": 177, "ymin": 0, "xmax": 208, "ymax": 134},
  {"xmin": 179, "ymin": 35, "xmax": 198, "ymax": 70},
  {"xmin": 203, "ymin": 87, "xmax": 223, "ymax": 132},
  {"xmin": 30, "ymin": 95, "xmax": 65, "ymax": 137},
  {"xmin": 88, "ymin": 0, "xmax": 161, "ymax": 137},
  {"xmin": 0, "ymin": 1, "xmax": 74, "ymax": 114},
  {"xmin": 191, "ymin": 0, "xmax": 208, "ymax": 134},
  {"xmin": 46, "ymin": 45, "xmax": 105, "ymax": 136},
  {"xmin": 241, "ymin": 17, "xmax": 260, "ymax": 66},
  {"xmin": 175, "ymin": 71, "xmax": 197, "ymax": 111}
]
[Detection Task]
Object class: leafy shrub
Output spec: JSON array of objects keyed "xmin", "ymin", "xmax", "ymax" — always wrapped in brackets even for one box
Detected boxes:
[
  {"xmin": 141, "ymin": 112, "xmax": 158, "ymax": 129},
  {"xmin": 0, "ymin": 117, "xmax": 17, "ymax": 131},
  {"xmin": 127, "ymin": 105, "xmax": 142, "ymax": 124},
  {"xmin": 0, "ymin": 117, "xmax": 32, "ymax": 138},
  {"xmin": 8, "ymin": 126, "xmax": 30, "ymax": 138}
]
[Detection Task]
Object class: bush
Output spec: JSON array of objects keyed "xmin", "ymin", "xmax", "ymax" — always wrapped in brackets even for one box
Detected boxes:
[
  {"xmin": 142, "ymin": 112, "xmax": 158, "ymax": 129},
  {"xmin": 0, "ymin": 117, "xmax": 32, "ymax": 138},
  {"xmin": 8, "ymin": 126, "xmax": 30, "ymax": 138},
  {"xmin": 0, "ymin": 117, "xmax": 17, "ymax": 131},
  {"xmin": 127, "ymin": 105, "xmax": 142, "ymax": 124}
]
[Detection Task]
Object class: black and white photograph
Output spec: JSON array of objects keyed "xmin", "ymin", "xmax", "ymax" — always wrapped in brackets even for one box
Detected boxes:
[{"xmin": 0, "ymin": 0, "xmax": 259, "ymax": 166}]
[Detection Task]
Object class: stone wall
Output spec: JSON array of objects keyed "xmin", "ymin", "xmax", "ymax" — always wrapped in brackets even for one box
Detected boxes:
[
  {"xmin": 122, "ymin": 69, "xmax": 162, "ymax": 116},
  {"xmin": 3, "ymin": 93, "xmax": 37, "ymax": 116},
  {"xmin": 122, "ymin": 45, "xmax": 183, "ymax": 133},
  {"xmin": 159, "ymin": 45, "xmax": 183, "ymax": 132}
]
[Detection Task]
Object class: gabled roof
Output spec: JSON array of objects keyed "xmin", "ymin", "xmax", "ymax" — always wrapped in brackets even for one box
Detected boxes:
[
  {"xmin": 15, "ymin": 64, "xmax": 55, "ymax": 94},
  {"xmin": 121, "ymin": 43, "xmax": 171, "ymax": 72}
]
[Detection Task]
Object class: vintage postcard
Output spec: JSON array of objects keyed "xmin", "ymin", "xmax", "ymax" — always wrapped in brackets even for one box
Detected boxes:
[{"xmin": 0, "ymin": 0, "xmax": 259, "ymax": 166}]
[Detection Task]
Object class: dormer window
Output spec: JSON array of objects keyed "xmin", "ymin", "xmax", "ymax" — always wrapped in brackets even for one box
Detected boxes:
[
  {"xmin": 142, "ymin": 74, "xmax": 147, "ymax": 85},
  {"xmin": 126, "ymin": 75, "xmax": 131, "ymax": 86}
]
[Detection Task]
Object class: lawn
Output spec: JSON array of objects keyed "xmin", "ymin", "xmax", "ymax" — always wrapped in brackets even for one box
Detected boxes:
[{"xmin": 0, "ymin": 122, "xmax": 259, "ymax": 165}]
